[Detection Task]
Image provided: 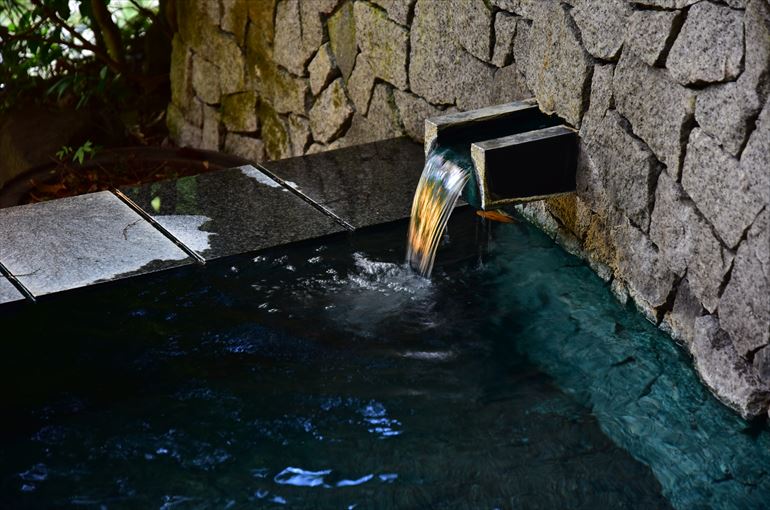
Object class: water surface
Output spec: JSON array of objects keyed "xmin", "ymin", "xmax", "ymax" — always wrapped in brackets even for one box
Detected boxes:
[{"xmin": 1, "ymin": 210, "xmax": 767, "ymax": 509}]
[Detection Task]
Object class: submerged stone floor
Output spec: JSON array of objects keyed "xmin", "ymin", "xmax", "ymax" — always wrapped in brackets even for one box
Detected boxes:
[{"xmin": 0, "ymin": 137, "xmax": 424, "ymax": 303}]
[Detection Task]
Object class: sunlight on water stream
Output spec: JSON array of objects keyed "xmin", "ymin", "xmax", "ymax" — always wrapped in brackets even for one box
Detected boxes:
[{"xmin": 406, "ymin": 147, "xmax": 469, "ymax": 277}]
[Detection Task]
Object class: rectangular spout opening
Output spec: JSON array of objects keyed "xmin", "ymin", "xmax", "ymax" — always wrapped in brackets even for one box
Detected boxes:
[{"xmin": 425, "ymin": 100, "xmax": 578, "ymax": 211}]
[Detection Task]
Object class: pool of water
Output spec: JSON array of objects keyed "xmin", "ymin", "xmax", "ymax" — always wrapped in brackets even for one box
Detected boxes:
[{"xmin": 1, "ymin": 209, "xmax": 768, "ymax": 509}]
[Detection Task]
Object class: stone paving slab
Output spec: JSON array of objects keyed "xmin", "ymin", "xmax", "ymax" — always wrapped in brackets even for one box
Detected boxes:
[
  {"xmin": 260, "ymin": 137, "xmax": 425, "ymax": 229},
  {"xmin": 0, "ymin": 276, "xmax": 24, "ymax": 304},
  {"xmin": 0, "ymin": 191, "xmax": 193, "ymax": 297},
  {"xmin": 120, "ymin": 165, "xmax": 346, "ymax": 261}
]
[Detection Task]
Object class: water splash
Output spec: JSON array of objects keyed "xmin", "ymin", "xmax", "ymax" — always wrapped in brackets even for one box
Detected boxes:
[{"xmin": 406, "ymin": 147, "xmax": 470, "ymax": 277}]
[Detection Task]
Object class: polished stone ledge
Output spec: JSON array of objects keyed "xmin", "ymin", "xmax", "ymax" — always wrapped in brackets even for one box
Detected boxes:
[
  {"xmin": 119, "ymin": 165, "xmax": 346, "ymax": 261},
  {"xmin": 260, "ymin": 137, "xmax": 425, "ymax": 229},
  {"xmin": 0, "ymin": 139, "xmax": 428, "ymax": 303},
  {"xmin": 0, "ymin": 276, "xmax": 24, "ymax": 304},
  {"xmin": 0, "ymin": 191, "xmax": 193, "ymax": 297}
]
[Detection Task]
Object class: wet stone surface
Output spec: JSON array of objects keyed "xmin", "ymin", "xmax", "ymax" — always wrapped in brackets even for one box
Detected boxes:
[
  {"xmin": 120, "ymin": 165, "xmax": 346, "ymax": 261},
  {"xmin": 0, "ymin": 191, "xmax": 192, "ymax": 297},
  {"xmin": 261, "ymin": 137, "xmax": 425, "ymax": 229},
  {"xmin": 0, "ymin": 276, "xmax": 24, "ymax": 304}
]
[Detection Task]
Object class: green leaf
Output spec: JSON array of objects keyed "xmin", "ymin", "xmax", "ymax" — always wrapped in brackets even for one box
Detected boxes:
[{"xmin": 56, "ymin": 146, "xmax": 72, "ymax": 160}]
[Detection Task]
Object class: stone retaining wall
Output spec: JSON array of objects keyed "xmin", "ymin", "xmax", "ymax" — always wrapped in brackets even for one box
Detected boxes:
[{"xmin": 169, "ymin": 0, "xmax": 770, "ymax": 419}]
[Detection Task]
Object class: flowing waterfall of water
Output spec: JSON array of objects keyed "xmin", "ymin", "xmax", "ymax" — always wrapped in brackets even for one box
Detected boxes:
[{"xmin": 406, "ymin": 148, "xmax": 470, "ymax": 277}]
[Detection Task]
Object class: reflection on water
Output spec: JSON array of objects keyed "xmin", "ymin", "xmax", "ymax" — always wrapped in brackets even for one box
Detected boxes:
[{"xmin": 0, "ymin": 209, "xmax": 767, "ymax": 508}]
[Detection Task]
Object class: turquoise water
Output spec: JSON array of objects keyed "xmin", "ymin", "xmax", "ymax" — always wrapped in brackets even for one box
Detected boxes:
[{"xmin": 0, "ymin": 210, "xmax": 767, "ymax": 509}]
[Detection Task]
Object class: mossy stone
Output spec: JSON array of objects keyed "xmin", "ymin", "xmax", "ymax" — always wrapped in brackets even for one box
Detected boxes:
[
  {"xmin": 328, "ymin": 1, "xmax": 357, "ymax": 81},
  {"xmin": 222, "ymin": 92, "xmax": 258, "ymax": 132},
  {"xmin": 259, "ymin": 102, "xmax": 291, "ymax": 160}
]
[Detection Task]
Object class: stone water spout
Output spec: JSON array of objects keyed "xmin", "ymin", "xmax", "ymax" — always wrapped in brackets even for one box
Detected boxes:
[
  {"xmin": 425, "ymin": 100, "xmax": 579, "ymax": 211},
  {"xmin": 407, "ymin": 100, "xmax": 579, "ymax": 276}
]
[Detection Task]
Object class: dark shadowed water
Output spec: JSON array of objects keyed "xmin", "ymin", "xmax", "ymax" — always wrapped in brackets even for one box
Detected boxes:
[{"xmin": 1, "ymin": 209, "xmax": 768, "ymax": 509}]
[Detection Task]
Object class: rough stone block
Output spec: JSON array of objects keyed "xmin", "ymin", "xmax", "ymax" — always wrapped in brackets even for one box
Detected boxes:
[
  {"xmin": 309, "ymin": 78, "xmax": 354, "ymax": 143},
  {"xmin": 308, "ymin": 43, "xmax": 339, "ymax": 96},
  {"xmin": 649, "ymin": 172, "xmax": 733, "ymax": 313},
  {"xmin": 394, "ymin": 90, "xmax": 454, "ymax": 142},
  {"xmin": 666, "ymin": 1, "xmax": 744, "ymax": 86},
  {"xmin": 310, "ymin": 0, "xmax": 342, "ymax": 14},
  {"xmin": 201, "ymin": 105, "xmax": 220, "ymax": 150},
  {"xmin": 571, "ymin": 0, "xmax": 632, "ymax": 61},
  {"xmin": 681, "ymin": 128, "xmax": 766, "ymax": 248},
  {"xmin": 305, "ymin": 143, "xmax": 327, "ymax": 155},
  {"xmin": 246, "ymin": 0, "xmax": 277, "ymax": 48},
  {"xmin": 409, "ymin": 0, "xmax": 496, "ymax": 106},
  {"xmin": 719, "ymin": 209, "xmax": 770, "ymax": 357},
  {"xmin": 513, "ymin": 19, "xmax": 530, "ymax": 71},
  {"xmin": 739, "ymin": 98, "xmax": 770, "ymax": 201},
  {"xmin": 224, "ymin": 133, "xmax": 265, "ymax": 162},
  {"xmin": 169, "ymin": 36, "xmax": 194, "ymax": 109},
  {"xmin": 634, "ymin": 0, "xmax": 700, "ymax": 7},
  {"xmin": 492, "ymin": 11, "xmax": 517, "ymax": 67},
  {"xmin": 193, "ymin": 31, "xmax": 245, "ymax": 95},
  {"xmin": 370, "ymin": 0, "xmax": 415, "ymax": 25},
  {"xmin": 347, "ymin": 54, "xmax": 376, "ymax": 115},
  {"xmin": 694, "ymin": 0, "xmax": 770, "ymax": 156},
  {"xmin": 274, "ymin": 0, "xmax": 323, "ymax": 76},
  {"xmin": 663, "ymin": 278, "xmax": 704, "ymax": 345},
  {"xmin": 354, "ymin": 1, "xmax": 409, "ymax": 90},
  {"xmin": 288, "ymin": 114, "xmax": 312, "ymax": 156},
  {"xmin": 580, "ymin": 63, "xmax": 615, "ymax": 139},
  {"xmin": 525, "ymin": 2, "xmax": 593, "ymax": 127},
  {"xmin": 449, "ymin": 0, "xmax": 494, "ymax": 62},
  {"xmin": 192, "ymin": 55, "xmax": 221, "ymax": 105},
  {"xmin": 491, "ymin": 0, "xmax": 556, "ymax": 21},
  {"xmin": 296, "ymin": 1, "xmax": 326, "ymax": 67},
  {"xmin": 167, "ymin": 103, "xmax": 202, "ymax": 148},
  {"xmin": 259, "ymin": 103, "xmax": 291, "ymax": 160},
  {"xmin": 575, "ymin": 144, "xmax": 610, "ymax": 214},
  {"xmin": 184, "ymin": 98, "xmax": 204, "ymax": 129},
  {"xmin": 336, "ymin": 84, "xmax": 404, "ymax": 147},
  {"xmin": 177, "ymin": 0, "xmax": 220, "ymax": 48},
  {"xmin": 697, "ymin": 84, "xmax": 757, "ymax": 158},
  {"xmin": 221, "ymin": 91, "xmax": 258, "ymax": 132},
  {"xmin": 267, "ymin": 69, "xmax": 309, "ymax": 115},
  {"xmin": 754, "ymin": 345, "xmax": 770, "ymax": 382},
  {"xmin": 625, "ymin": 9, "xmax": 683, "ymax": 67},
  {"xmin": 459, "ymin": 62, "xmax": 531, "ymax": 111},
  {"xmin": 273, "ymin": 0, "xmax": 307, "ymax": 75},
  {"xmin": 583, "ymin": 111, "xmax": 659, "ymax": 231},
  {"xmin": 328, "ymin": 1, "xmax": 357, "ymax": 81},
  {"xmin": 612, "ymin": 216, "xmax": 677, "ymax": 311},
  {"xmin": 613, "ymin": 51, "xmax": 695, "ymax": 177},
  {"xmin": 221, "ymin": 0, "xmax": 248, "ymax": 45},
  {"xmin": 691, "ymin": 315, "xmax": 770, "ymax": 419}
]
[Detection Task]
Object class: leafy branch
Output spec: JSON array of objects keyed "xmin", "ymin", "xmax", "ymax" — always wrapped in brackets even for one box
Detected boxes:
[
  {"xmin": 56, "ymin": 140, "xmax": 98, "ymax": 164},
  {"xmin": 0, "ymin": 0, "xmax": 176, "ymax": 111}
]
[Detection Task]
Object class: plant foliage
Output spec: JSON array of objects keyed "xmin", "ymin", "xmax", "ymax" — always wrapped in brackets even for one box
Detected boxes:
[{"xmin": 0, "ymin": 0, "xmax": 174, "ymax": 112}]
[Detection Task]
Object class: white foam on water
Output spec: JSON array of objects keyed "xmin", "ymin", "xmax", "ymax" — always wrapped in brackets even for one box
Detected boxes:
[
  {"xmin": 399, "ymin": 350, "xmax": 456, "ymax": 362},
  {"xmin": 336, "ymin": 474, "xmax": 374, "ymax": 487},
  {"xmin": 274, "ymin": 467, "xmax": 331, "ymax": 487}
]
